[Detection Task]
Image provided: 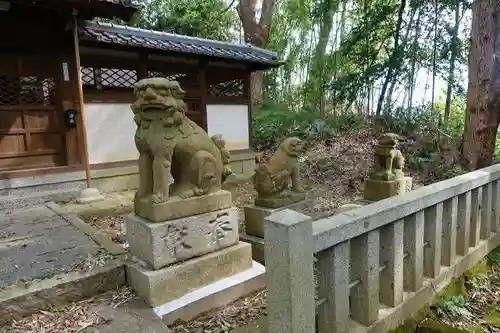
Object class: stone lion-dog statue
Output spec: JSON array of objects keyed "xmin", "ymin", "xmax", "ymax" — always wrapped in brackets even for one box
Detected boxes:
[
  {"xmin": 370, "ymin": 133, "xmax": 405, "ymax": 181},
  {"xmin": 253, "ymin": 137, "xmax": 305, "ymax": 199},
  {"xmin": 131, "ymin": 78, "xmax": 232, "ymax": 203}
]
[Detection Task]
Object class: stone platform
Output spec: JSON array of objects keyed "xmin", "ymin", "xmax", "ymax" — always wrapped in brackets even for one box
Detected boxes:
[
  {"xmin": 134, "ymin": 190, "xmax": 232, "ymax": 222},
  {"xmin": 127, "ymin": 242, "xmax": 254, "ymax": 307}
]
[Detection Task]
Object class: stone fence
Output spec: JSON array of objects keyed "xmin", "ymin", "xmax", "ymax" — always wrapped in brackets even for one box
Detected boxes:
[{"xmin": 264, "ymin": 163, "xmax": 500, "ymax": 333}]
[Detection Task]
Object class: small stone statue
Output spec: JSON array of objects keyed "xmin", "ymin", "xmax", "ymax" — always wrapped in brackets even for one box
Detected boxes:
[
  {"xmin": 131, "ymin": 78, "xmax": 232, "ymax": 203},
  {"xmin": 253, "ymin": 137, "xmax": 305, "ymax": 200},
  {"xmin": 211, "ymin": 134, "xmax": 233, "ymax": 180},
  {"xmin": 370, "ymin": 133, "xmax": 405, "ymax": 181}
]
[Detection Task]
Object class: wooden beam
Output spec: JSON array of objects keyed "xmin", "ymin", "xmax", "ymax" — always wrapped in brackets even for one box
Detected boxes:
[{"xmin": 73, "ymin": 12, "xmax": 92, "ymax": 188}]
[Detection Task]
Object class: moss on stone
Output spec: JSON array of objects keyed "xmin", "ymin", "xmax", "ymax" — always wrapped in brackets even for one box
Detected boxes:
[
  {"xmin": 484, "ymin": 307, "xmax": 500, "ymax": 327},
  {"xmin": 464, "ymin": 260, "xmax": 489, "ymax": 279},
  {"xmin": 389, "ymin": 258, "xmax": 494, "ymax": 333},
  {"xmin": 387, "ymin": 306, "xmax": 434, "ymax": 333},
  {"xmin": 438, "ymin": 277, "xmax": 467, "ymax": 301},
  {"xmin": 417, "ymin": 320, "xmax": 468, "ymax": 333},
  {"xmin": 467, "ymin": 324, "xmax": 485, "ymax": 333}
]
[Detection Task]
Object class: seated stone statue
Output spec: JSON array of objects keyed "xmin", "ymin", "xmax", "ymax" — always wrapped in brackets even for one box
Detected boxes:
[
  {"xmin": 253, "ymin": 137, "xmax": 305, "ymax": 199},
  {"xmin": 370, "ymin": 133, "xmax": 405, "ymax": 181},
  {"xmin": 131, "ymin": 78, "xmax": 232, "ymax": 203}
]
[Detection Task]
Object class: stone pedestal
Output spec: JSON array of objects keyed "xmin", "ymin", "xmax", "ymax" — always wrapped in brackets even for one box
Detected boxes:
[
  {"xmin": 126, "ymin": 207, "xmax": 239, "ymax": 270},
  {"xmin": 241, "ymin": 199, "xmax": 307, "ymax": 264},
  {"xmin": 254, "ymin": 192, "xmax": 306, "ymax": 209},
  {"xmin": 127, "ymin": 242, "xmax": 253, "ymax": 307},
  {"xmin": 134, "ymin": 190, "xmax": 232, "ymax": 222},
  {"xmin": 126, "ymin": 190, "xmax": 264, "ymax": 321},
  {"xmin": 363, "ymin": 176, "xmax": 412, "ymax": 201}
]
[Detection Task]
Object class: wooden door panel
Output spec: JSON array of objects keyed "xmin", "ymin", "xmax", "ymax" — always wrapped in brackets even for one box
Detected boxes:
[
  {"xmin": 30, "ymin": 132, "xmax": 64, "ymax": 152},
  {"xmin": 25, "ymin": 108, "xmax": 61, "ymax": 130},
  {"xmin": 0, "ymin": 134, "xmax": 25, "ymax": 154},
  {"xmin": 0, "ymin": 53, "xmax": 66, "ymax": 170},
  {"xmin": 0, "ymin": 110, "xmax": 22, "ymax": 130},
  {"xmin": 0, "ymin": 154, "xmax": 65, "ymax": 170}
]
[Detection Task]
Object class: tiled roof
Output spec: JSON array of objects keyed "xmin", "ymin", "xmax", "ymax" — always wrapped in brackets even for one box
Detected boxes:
[
  {"xmin": 79, "ymin": 21, "xmax": 282, "ymax": 68},
  {"xmin": 95, "ymin": 0, "xmax": 141, "ymax": 9}
]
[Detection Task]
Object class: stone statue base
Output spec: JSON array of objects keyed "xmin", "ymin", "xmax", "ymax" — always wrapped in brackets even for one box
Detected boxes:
[
  {"xmin": 254, "ymin": 192, "xmax": 306, "ymax": 209},
  {"xmin": 239, "ymin": 233, "xmax": 265, "ymax": 265},
  {"xmin": 127, "ymin": 242, "xmax": 254, "ymax": 307},
  {"xmin": 363, "ymin": 176, "xmax": 412, "ymax": 201},
  {"xmin": 241, "ymin": 199, "xmax": 307, "ymax": 264},
  {"xmin": 127, "ymin": 192, "xmax": 264, "ymax": 322},
  {"xmin": 334, "ymin": 199, "xmax": 373, "ymax": 214},
  {"xmin": 126, "ymin": 208, "xmax": 239, "ymax": 270},
  {"xmin": 134, "ymin": 190, "xmax": 232, "ymax": 222}
]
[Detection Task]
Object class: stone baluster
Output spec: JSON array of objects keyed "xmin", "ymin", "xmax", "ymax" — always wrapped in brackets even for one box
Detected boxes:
[{"xmin": 264, "ymin": 209, "xmax": 316, "ymax": 333}]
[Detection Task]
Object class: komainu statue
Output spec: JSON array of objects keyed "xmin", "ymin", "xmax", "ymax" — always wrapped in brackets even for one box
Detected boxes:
[
  {"xmin": 370, "ymin": 133, "xmax": 405, "ymax": 181},
  {"xmin": 253, "ymin": 137, "xmax": 305, "ymax": 199},
  {"xmin": 131, "ymin": 78, "xmax": 232, "ymax": 203}
]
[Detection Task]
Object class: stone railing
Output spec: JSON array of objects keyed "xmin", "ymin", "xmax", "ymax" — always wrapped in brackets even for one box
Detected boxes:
[{"xmin": 264, "ymin": 163, "xmax": 500, "ymax": 333}]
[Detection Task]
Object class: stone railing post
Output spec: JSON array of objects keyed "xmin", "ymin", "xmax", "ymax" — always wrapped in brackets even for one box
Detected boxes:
[{"xmin": 264, "ymin": 209, "xmax": 316, "ymax": 333}]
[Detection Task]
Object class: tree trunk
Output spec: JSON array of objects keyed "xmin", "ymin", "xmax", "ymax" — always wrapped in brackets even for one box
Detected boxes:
[
  {"xmin": 386, "ymin": 6, "xmax": 416, "ymax": 110},
  {"xmin": 408, "ymin": 9, "xmax": 422, "ymax": 110},
  {"xmin": 304, "ymin": 0, "xmax": 339, "ymax": 113},
  {"xmin": 443, "ymin": 0, "xmax": 462, "ymax": 123},
  {"xmin": 430, "ymin": 0, "xmax": 439, "ymax": 113},
  {"xmin": 250, "ymin": 71, "xmax": 264, "ymax": 105},
  {"xmin": 462, "ymin": 0, "xmax": 500, "ymax": 170},
  {"xmin": 238, "ymin": 0, "xmax": 276, "ymax": 106},
  {"xmin": 375, "ymin": 0, "xmax": 407, "ymax": 116}
]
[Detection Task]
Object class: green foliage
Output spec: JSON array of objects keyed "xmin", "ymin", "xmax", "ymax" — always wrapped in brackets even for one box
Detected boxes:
[
  {"xmin": 436, "ymin": 295, "xmax": 473, "ymax": 319},
  {"xmin": 486, "ymin": 247, "xmax": 500, "ymax": 267},
  {"xmin": 251, "ymin": 101, "xmax": 365, "ymax": 151},
  {"xmin": 135, "ymin": 0, "xmax": 237, "ymax": 40}
]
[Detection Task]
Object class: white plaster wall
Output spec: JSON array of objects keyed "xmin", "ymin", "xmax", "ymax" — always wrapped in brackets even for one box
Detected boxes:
[
  {"xmin": 84, "ymin": 103, "xmax": 138, "ymax": 165},
  {"xmin": 206, "ymin": 104, "xmax": 250, "ymax": 151}
]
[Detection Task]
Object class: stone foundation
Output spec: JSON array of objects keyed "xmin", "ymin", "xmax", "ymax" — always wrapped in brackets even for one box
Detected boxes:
[{"xmin": 127, "ymin": 242, "xmax": 253, "ymax": 307}]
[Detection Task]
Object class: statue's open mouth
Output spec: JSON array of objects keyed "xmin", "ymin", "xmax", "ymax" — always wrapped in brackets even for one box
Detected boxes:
[{"xmin": 141, "ymin": 103, "xmax": 166, "ymax": 112}]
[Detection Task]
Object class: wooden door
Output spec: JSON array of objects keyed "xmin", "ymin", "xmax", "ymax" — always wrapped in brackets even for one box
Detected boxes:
[{"xmin": 0, "ymin": 53, "xmax": 66, "ymax": 171}]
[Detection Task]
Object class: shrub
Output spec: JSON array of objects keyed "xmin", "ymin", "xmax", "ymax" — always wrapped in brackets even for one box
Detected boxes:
[{"xmin": 252, "ymin": 102, "xmax": 366, "ymax": 151}]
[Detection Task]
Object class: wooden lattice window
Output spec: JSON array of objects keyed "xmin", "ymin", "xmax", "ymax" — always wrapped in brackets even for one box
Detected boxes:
[
  {"xmin": 147, "ymin": 70, "xmax": 188, "ymax": 82},
  {"xmin": 0, "ymin": 76, "xmax": 55, "ymax": 106},
  {"xmin": 81, "ymin": 67, "xmax": 137, "ymax": 89},
  {"xmin": 146, "ymin": 69, "xmax": 200, "ymax": 97},
  {"xmin": 208, "ymin": 78, "xmax": 244, "ymax": 98}
]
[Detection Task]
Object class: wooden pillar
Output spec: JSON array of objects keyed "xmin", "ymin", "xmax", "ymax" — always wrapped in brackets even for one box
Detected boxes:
[
  {"xmin": 72, "ymin": 13, "xmax": 92, "ymax": 188},
  {"xmin": 244, "ymin": 70, "xmax": 252, "ymax": 149},
  {"xmin": 138, "ymin": 52, "xmax": 148, "ymax": 80},
  {"xmin": 199, "ymin": 59, "xmax": 208, "ymax": 131}
]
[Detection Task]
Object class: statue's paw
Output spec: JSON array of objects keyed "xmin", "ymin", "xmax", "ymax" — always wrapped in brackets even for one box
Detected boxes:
[
  {"xmin": 179, "ymin": 190, "xmax": 195, "ymax": 199},
  {"xmin": 151, "ymin": 193, "xmax": 166, "ymax": 203}
]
